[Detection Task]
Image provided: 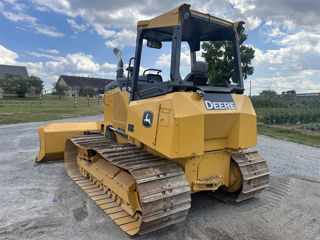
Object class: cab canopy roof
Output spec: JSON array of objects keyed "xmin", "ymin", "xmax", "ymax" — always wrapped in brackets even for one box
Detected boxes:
[{"xmin": 137, "ymin": 4, "xmax": 244, "ymax": 43}]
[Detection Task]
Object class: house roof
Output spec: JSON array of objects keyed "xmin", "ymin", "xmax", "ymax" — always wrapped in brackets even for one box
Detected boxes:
[
  {"xmin": 0, "ymin": 64, "xmax": 28, "ymax": 79},
  {"xmin": 59, "ymin": 75, "xmax": 113, "ymax": 88}
]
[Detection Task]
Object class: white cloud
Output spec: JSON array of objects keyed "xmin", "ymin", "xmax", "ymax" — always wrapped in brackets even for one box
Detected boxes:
[
  {"xmin": 35, "ymin": 26, "xmax": 64, "ymax": 37},
  {"xmin": 30, "ymin": 52, "xmax": 63, "ymax": 61},
  {"xmin": 28, "ymin": 0, "xmax": 320, "ymax": 50},
  {"xmin": 156, "ymin": 52, "xmax": 191, "ymax": 70},
  {"xmin": 12, "ymin": 0, "xmax": 317, "ymax": 49},
  {"xmin": 104, "ymin": 29, "xmax": 136, "ymax": 48},
  {"xmin": 67, "ymin": 18, "xmax": 88, "ymax": 32},
  {"xmin": 37, "ymin": 52, "xmax": 101, "ymax": 75},
  {"xmin": 246, "ymin": 74, "xmax": 320, "ymax": 95},
  {"xmin": 32, "ymin": 0, "xmax": 161, "ymax": 30},
  {"xmin": 230, "ymin": 0, "xmax": 320, "ymax": 32},
  {"xmin": 247, "ymin": 30, "xmax": 320, "ymax": 95},
  {"xmin": 245, "ymin": 16, "xmax": 262, "ymax": 30},
  {"xmin": 39, "ymin": 48, "xmax": 59, "ymax": 54},
  {"xmin": 0, "ymin": 2, "xmax": 64, "ymax": 38},
  {"xmin": 2, "ymin": 0, "xmax": 319, "ymax": 94},
  {"xmin": 156, "ymin": 53, "xmax": 171, "ymax": 68},
  {"xmin": 156, "ymin": 43, "xmax": 205, "ymax": 78},
  {"xmin": 3, "ymin": 0, "xmax": 16, "ymax": 4},
  {"xmin": 65, "ymin": 53, "xmax": 100, "ymax": 72},
  {"xmin": 31, "ymin": 0, "xmax": 184, "ymax": 47},
  {"xmin": 92, "ymin": 23, "xmax": 115, "ymax": 39},
  {"xmin": 23, "ymin": 61, "xmax": 44, "ymax": 75},
  {"xmin": 299, "ymin": 69, "xmax": 320, "ymax": 77},
  {"xmin": 250, "ymin": 46, "xmax": 264, "ymax": 66},
  {"xmin": 12, "ymin": 3, "xmax": 26, "ymax": 11},
  {"xmin": 101, "ymin": 62, "xmax": 117, "ymax": 70},
  {"xmin": 32, "ymin": 0, "xmax": 73, "ymax": 16},
  {"xmin": 156, "ymin": 47, "xmax": 194, "ymax": 78},
  {"xmin": 2, "ymin": 11, "xmax": 36, "ymax": 24},
  {"xmin": 34, "ymin": 5, "xmax": 49, "ymax": 12},
  {"xmin": 253, "ymin": 31, "xmax": 320, "ymax": 72},
  {"xmin": 0, "ymin": 45, "xmax": 19, "ymax": 65},
  {"xmin": 0, "ymin": 45, "xmax": 117, "ymax": 91},
  {"xmin": 230, "ymin": 0, "xmax": 256, "ymax": 14}
]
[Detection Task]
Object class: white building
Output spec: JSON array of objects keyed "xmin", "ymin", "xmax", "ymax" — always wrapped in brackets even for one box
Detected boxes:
[{"xmin": 57, "ymin": 75, "xmax": 113, "ymax": 97}]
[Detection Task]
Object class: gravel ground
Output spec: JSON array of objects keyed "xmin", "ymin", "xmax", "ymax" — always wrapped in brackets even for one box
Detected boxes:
[{"xmin": 0, "ymin": 115, "xmax": 319, "ymax": 240}]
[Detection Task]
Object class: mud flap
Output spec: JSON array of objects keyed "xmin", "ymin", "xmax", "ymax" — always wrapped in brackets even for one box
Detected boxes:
[{"xmin": 36, "ymin": 121, "xmax": 103, "ymax": 162}]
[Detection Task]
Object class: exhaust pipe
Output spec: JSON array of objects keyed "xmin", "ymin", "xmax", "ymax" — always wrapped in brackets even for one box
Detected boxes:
[{"xmin": 113, "ymin": 48, "xmax": 125, "ymax": 79}]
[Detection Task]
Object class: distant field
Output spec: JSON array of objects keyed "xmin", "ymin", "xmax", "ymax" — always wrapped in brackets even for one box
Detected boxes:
[
  {"xmin": 256, "ymin": 107, "xmax": 320, "ymax": 125},
  {"xmin": 0, "ymin": 95, "xmax": 104, "ymax": 124},
  {"xmin": 255, "ymin": 107, "xmax": 320, "ymax": 147},
  {"xmin": 1, "ymin": 94, "xmax": 319, "ymax": 148}
]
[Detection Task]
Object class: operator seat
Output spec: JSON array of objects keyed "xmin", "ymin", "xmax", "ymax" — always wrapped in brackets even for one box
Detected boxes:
[{"xmin": 184, "ymin": 61, "xmax": 208, "ymax": 86}]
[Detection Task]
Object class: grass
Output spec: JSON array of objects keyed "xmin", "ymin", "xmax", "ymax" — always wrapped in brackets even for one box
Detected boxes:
[
  {"xmin": 0, "ymin": 95, "xmax": 104, "ymax": 124},
  {"xmin": 258, "ymin": 124, "xmax": 320, "ymax": 147}
]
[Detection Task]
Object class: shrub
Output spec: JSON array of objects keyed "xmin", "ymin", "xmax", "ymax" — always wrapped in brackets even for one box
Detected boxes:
[
  {"xmin": 251, "ymin": 97, "xmax": 288, "ymax": 108},
  {"xmin": 4, "ymin": 74, "xmax": 29, "ymax": 97},
  {"xmin": 261, "ymin": 108, "xmax": 320, "ymax": 125},
  {"xmin": 301, "ymin": 123, "xmax": 320, "ymax": 131}
]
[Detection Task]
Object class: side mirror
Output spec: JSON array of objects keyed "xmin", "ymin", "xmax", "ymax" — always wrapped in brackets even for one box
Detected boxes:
[
  {"xmin": 237, "ymin": 22, "xmax": 245, "ymax": 35},
  {"xmin": 147, "ymin": 40, "xmax": 162, "ymax": 49}
]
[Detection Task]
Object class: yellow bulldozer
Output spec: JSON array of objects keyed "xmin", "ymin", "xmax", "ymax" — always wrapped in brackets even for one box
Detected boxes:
[{"xmin": 36, "ymin": 4, "xmax": 269, "ymax": 235}]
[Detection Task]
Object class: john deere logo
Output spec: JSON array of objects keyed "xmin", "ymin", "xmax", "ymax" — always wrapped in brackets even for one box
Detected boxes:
[
  {"xmin": 203, "ymin": 93, "xmax": 237, "ymax": 110},
  {"xmin": 142, "ymin": 111, "xmax": 153, "ymax": 128}
]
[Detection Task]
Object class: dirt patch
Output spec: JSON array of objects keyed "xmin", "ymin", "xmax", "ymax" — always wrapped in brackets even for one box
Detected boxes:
[
  {"xmin": 72, "ymin": 203, "xmax": 88, "ymax": 221},
  {"xmin": 205, "ymin": 227, "xmax": 234, "ymax": 240}
]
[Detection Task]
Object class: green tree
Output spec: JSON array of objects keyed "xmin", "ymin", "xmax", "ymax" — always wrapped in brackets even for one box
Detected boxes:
[
  {"xmin": 79, "ymin": 85, "xmax": 97, "ymax": 97},
  {"xmin": 53, "ymin": 82, "xmax": 68, "ymax": 98},
  {"xmin": 259, "ymin": 90, "xmax": 277, "ymax": 97},
  {"xmin": 282, "ymin": 90, "xmax": 296, "ymax": 95},
  {"xmin": 202, "ymin": 33, "xmax": 255, "ymax": 85},
  {"xmin": 27, "ymin": 75, "xmax": 43, "ymax": 94},
  {"xmin": 4, "ymin": 74, "xmax": 29, "ymax": 97}
]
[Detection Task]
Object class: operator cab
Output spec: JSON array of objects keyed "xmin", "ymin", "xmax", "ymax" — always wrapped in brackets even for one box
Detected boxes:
[{"xmin": 106, "ymin": 4, "xmax": 245, "ymax": 101}]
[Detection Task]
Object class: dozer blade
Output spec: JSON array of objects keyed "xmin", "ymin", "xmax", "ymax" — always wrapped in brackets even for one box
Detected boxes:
[
  {"xmin": 64, "ymin": 135, "xmax": 191, "ymax": 235},
  {"xmin": 36, "ymin": 121, "xmax": 103, "ymax": 162}
]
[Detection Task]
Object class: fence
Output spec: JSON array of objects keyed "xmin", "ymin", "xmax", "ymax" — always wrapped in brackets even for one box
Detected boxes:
[
  {"xmin": 0, "ymin": 94, "xmax": 103, "ymax": 109},
  {"xmin": 0, "ymin": 92, "xmax": 3, "ymax": 108}
]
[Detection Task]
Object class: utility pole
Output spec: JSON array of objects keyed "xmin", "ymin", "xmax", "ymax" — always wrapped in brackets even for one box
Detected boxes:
[
  {"xmin": 0, "ymin": 91, "xmax": 3, "ymax": 108},
  {"xmin": 74, "ymin": 95, "xmax": 78, "ymax": 108},
  {"xmin": 39, "ymin": 93, "xmax": 42, "ymax": 107}
]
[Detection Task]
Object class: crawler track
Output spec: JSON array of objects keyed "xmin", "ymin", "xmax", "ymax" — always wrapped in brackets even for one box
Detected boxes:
[
  {"xmin": 212, "ymin": 150, "xmax": 270, "ymax": 202},
  {"xmin": 64, "ymin": 135, "xmax": 191, "ymax": 235}
]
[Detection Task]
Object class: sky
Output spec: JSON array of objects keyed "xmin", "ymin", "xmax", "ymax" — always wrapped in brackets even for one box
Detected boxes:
[{"xmin": 0, "ymin": 0, "xmax": 319, "ymax": 95}]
